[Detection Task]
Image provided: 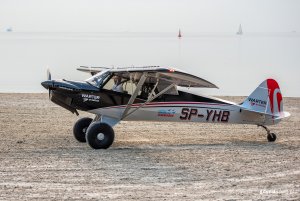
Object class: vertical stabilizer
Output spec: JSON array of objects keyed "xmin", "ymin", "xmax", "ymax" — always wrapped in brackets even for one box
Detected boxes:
[{"xmin": 241, "ymin": 79, "xmax": 283, "ymax": 117}]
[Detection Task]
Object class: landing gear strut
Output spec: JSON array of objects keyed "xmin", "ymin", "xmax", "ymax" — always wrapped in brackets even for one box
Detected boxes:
[{"xmin": 258, "ymin": 125, "xmax": 277, "ymax": 142}]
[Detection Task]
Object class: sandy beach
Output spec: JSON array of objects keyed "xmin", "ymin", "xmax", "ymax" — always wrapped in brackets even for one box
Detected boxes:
[{"xmin": 0, "ymin": 93, "xmax": 299, "ymax": 200}]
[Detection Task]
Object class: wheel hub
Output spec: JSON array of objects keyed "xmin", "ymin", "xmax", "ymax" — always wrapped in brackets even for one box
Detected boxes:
[{"xmin": 97, "ymin": 133, "xmax": 105, "ymax": 141}]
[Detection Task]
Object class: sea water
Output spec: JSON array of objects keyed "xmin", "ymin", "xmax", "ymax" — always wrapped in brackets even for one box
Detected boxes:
[{"xmin": 0, "ymin": 32, "xmax": 299, "ymax": 96}]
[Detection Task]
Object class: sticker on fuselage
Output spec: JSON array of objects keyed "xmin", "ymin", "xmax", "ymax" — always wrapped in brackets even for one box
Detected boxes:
[
  {"xmin": 82, "ymin": 94, "xmax": 100, "ymax": 103},
  {"xmin": 180, "ymin": 108, "xmax": 230, "ymax": 122},
  {"xmin": 247, "ymin": 97, "xmax": 267, "ymax": 107},
  {"xmin": 158, "ymin": 109, "xmax": 176, "ymax": 117}
]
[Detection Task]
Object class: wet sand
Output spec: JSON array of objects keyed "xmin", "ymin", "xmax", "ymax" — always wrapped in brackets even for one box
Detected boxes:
[{"xmin": 0, "ymin": 93, "xmax": 299, "ymax": 200}]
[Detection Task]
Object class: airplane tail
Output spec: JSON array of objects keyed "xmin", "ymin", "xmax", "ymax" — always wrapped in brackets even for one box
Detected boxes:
[{"xmin": 241, "ymin": 79, "xmax": 290, "ymax": 119}]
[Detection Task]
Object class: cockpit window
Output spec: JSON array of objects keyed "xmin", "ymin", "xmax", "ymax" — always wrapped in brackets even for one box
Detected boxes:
[{"xmin": 86, "ymin": 70, "xmax": 111, "ymax": 88}]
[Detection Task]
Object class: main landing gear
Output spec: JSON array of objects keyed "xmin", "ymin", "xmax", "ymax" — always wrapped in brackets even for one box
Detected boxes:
[
  {"xmin": 258, "ymin": 125, "xmax": 277, "ymax": 142},
  {"xmin": 73, "ymin": 117, "xmax": 115, "ymax": 149}
]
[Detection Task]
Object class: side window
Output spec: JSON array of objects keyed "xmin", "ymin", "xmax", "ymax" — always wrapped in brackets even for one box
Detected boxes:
[
  {"xmin": 102, "ymin": 77, "xmax": 115, "ymax": 90},
  {"xmin": 101, "ymin": 72, "xmax": 157, "ymax": 100},
  {"xmin": 123, "ymin": 80, "xmax": 137, "ymax": 95},
  {"xmin": 102, "ymin": 74, "xmax": 136, "ymax": 95}
]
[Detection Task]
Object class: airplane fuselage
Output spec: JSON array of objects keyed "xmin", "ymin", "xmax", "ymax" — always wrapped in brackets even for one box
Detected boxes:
[{"xmin": 44, "ymin": 79, "xmax": 277, "ymax": 126}]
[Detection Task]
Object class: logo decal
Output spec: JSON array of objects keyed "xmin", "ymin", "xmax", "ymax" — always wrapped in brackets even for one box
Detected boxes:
[
  {"xmin": 267, "ymin": 79, "xmax": 282, "ymax": 114},
  {"xmin": 158, "ymin": 109, "xmax": 176, "ymax": 117},
  {"xmin": 248, "ymin": 97, "xmax": 267, "ymax": 107},
  {"xmin": 82, "ymin": 94, "xmax": 100, "ymax": 103}
]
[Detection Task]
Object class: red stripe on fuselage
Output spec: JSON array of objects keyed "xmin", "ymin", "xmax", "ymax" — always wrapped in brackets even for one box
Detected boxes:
[{"xmin": 105, "ymin": 101, "xmax": 231, "ymax": 109}]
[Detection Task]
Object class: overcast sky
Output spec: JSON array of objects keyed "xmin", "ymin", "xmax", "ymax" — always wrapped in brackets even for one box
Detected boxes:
[
  {"xmin": 0, "ymin": 0, "xmax": 299, "ymax": 96},
  {"xmin": 1, "ymin": 0, "xmax": 300, "ymax": 33}
]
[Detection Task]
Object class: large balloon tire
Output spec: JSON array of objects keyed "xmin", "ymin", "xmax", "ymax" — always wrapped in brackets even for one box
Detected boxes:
[
  {"xmin": 86, "ymin": 122, "xmax": 115, "ymax": 149},
  {"xmin": 73, "ymin": 117, "xmax": 93, "ymax": 142}
]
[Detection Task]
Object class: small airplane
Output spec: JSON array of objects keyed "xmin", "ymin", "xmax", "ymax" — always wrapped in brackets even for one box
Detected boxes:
[{"xmin": 41, "ymin": 66, "xmax": 290, "ymax": 149}]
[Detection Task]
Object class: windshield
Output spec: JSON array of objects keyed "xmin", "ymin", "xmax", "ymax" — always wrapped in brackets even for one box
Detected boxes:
[{"xmin": 86, "ymin": 70, "xmax": 111, "ymax": 88}]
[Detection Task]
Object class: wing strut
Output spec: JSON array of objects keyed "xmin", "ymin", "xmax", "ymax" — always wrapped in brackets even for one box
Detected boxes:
[
  {"xmin": 147, "ymin": 83, "xmax": 176, "ymax": 102},
  {"xmin": 121, "ymin": 79, "xmax": 176, "ymax": 119},
  {"xmin": 121, "ymin": 72, "xmax": 148, "ymax": 119}
]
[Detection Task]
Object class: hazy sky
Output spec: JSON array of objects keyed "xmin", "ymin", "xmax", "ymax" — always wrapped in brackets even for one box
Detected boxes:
[
  {"xmin": 1, "ymin": 0, "xmax": 300, "ymax": 33},
  {"xmin": 0, "ymin": 0, "xmax": 299, "ymax": 96}
]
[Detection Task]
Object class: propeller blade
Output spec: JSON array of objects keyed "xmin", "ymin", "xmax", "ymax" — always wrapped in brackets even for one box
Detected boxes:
[
  {"xmin": 47, "ymin": 68, "xmax": 52, "ymax": 99},
  {"xmin": 47, "ymin": 68, "xmax": 51, "ymax": 80}
]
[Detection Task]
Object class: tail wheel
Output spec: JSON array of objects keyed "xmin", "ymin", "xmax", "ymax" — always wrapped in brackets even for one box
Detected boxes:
[
  {"xmin": 86, "ymin": 122, "xmax": 115, "ymax": 149},
  {"xmin": 258, "ymin": 125, "xmax": 277, "ymax": 143},
  {"xmin": 267, "ymin": 133, "xmax": 277, "ymax": 142},
  {"xmin": 73, "ymin": 117, "xmax": 93, "ymax": 142}
]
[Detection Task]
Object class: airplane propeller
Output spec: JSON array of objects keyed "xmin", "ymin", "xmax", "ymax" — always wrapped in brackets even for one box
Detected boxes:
[
  {"xmin": 47, "ymin": 68, "xmax": 52, "ymax": 99},
  {"xmin": 47, "ymin": 68, "xmax": 51, "ymax": 80}
]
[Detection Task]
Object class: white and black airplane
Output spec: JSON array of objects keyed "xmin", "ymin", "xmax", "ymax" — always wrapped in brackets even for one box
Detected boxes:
[{"xmin": 41, "ymin": 66, "xmax": 290, "ymax": 149}]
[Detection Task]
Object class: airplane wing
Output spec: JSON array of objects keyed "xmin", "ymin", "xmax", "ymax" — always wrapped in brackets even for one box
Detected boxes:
[
  {"xmin": 158, "ymin": 69, "xmax": 218, "ymax": 88},
  {"xmin": 77, "ymin": 66, "xmax": 110, "ymax": 76},
  {"xmin": 110, "ymin": 66, "xmax": 218, "ymax": 119},
  {"xmin": 110, "ymin": 66, "xmax": 218, "ymax": 88}
]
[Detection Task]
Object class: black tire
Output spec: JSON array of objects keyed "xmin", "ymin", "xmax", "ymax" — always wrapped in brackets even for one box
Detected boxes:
[
  {"xmin": 73, "ymin": 117, "xmax": 93, "ymax": 142},
  {"xmin": 267, "ymin": 133, "xmax": 277, "ymax": 142},
  {"xmin": 86, "ymin": 122, "xmax": 115, "ymax": 149}
]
